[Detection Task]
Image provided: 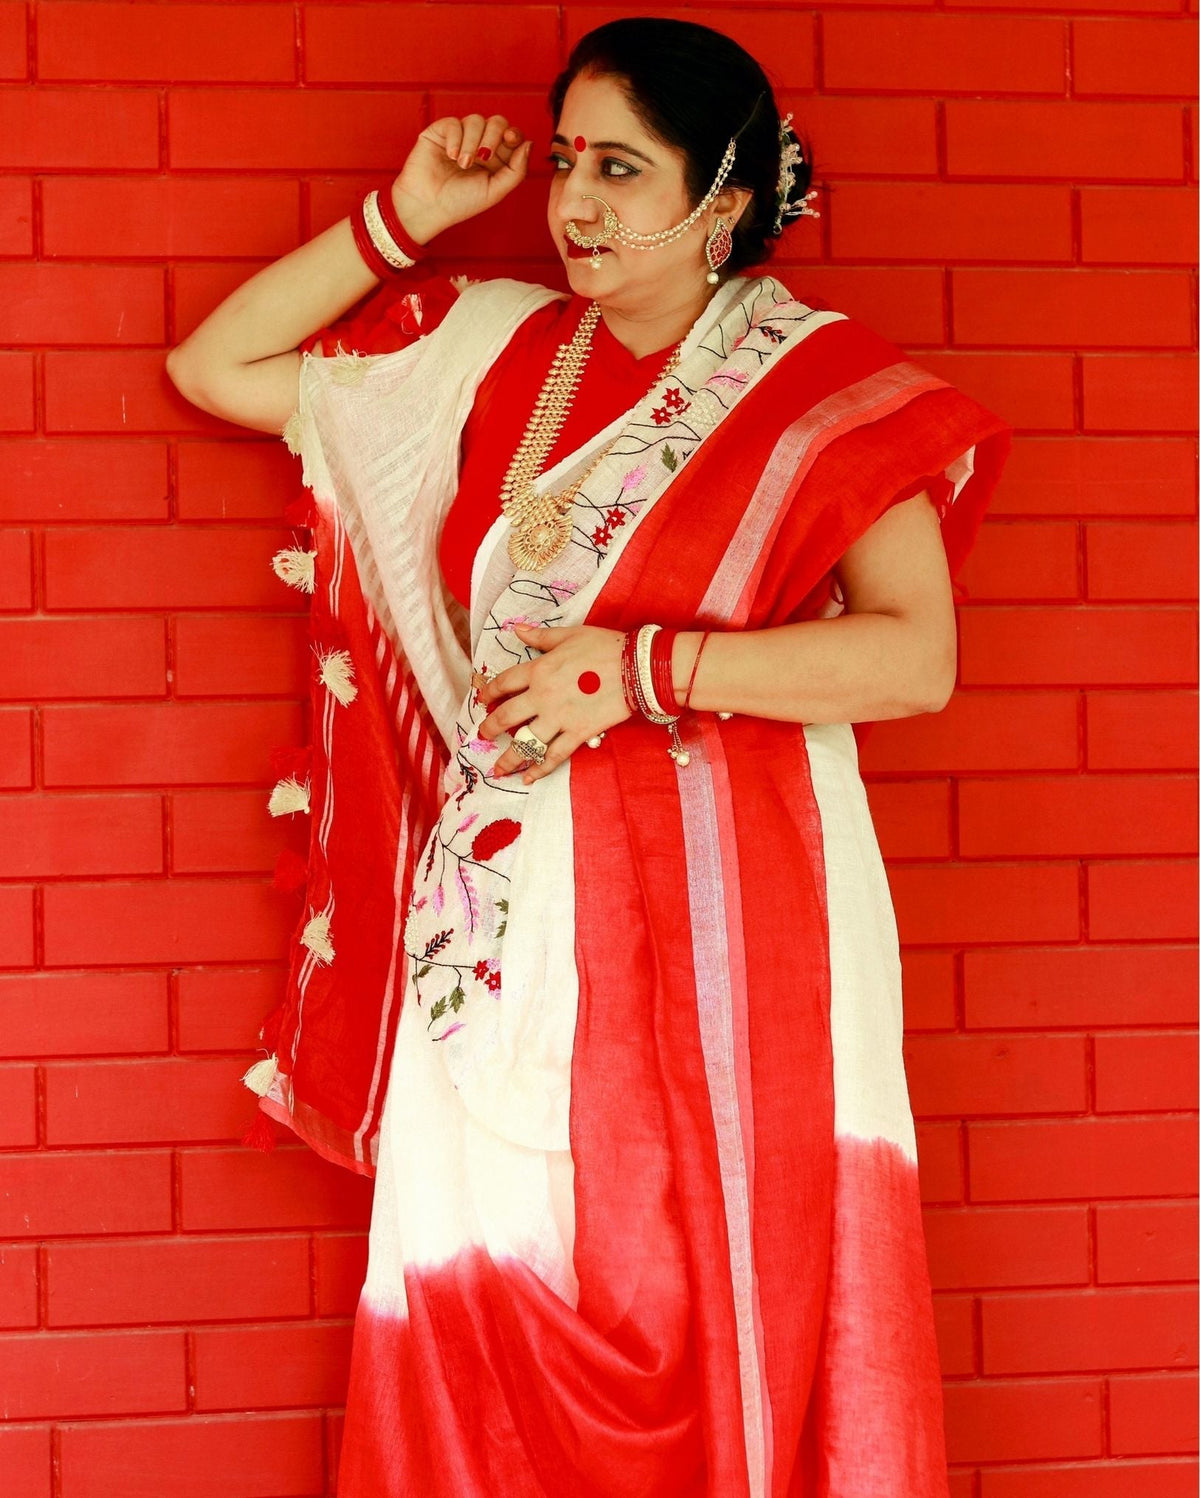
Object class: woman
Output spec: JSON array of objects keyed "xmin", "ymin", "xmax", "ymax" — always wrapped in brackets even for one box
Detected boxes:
[{"xmin": 168, "ymin": 17, "xmax": 1011, "ymax": 1497}]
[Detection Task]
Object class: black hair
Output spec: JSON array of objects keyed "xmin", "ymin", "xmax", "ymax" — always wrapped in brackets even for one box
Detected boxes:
[{"xmin": 548, "ymin": 16, "xmax": 815, "ymax": 274}]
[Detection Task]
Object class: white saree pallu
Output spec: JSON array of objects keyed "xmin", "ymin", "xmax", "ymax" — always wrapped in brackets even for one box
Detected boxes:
[{"xmin": 247, "ymin": 271, "xmax": 1014, "ymax": 1496}]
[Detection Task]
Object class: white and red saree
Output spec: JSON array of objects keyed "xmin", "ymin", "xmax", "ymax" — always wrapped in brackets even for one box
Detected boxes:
[{"xmin": 247, "ymin": 272, "xmax": 1012, "ymax": 1496}]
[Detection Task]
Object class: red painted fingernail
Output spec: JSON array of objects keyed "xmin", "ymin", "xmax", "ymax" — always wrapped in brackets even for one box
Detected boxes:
[{"xmin": 477, "ymin": 146, "xmax": 492, "ymax": 161}]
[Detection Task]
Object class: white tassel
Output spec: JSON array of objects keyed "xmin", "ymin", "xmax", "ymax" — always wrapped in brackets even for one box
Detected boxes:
[
  {"xmin": 271, "ymin": 547, "xmax": 316, "ymax": 594},
  {"xmin": 268, "ymin": 775, "xmax": 310, "ymax": 817},
  {"xmin": 329, "ymin": 344, "xmax": 372, "ymax": 386},
  {"xmin": 241, "ymin": 1053, "xmax": 278, "ymax": 1096},
  {"xmin": 316, "ymin": 646, "xmax": 358, "ymax": 706},
  {"xmin": 281, "ymin": 409, "xmax": 304, "ymax": 456},
  {"xmin": 301, "ymin": 911, "xmax": 335, "ymax": 964}
]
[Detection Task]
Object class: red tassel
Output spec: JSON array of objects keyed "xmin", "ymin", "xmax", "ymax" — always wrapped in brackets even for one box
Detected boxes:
[
  {"xmin": 283, "ymin": 494, "xmax": 318, "ymax": 528},
  {"xmin": 259, "ymin": 1002, "xmax": 286, "ymax": 1051},
  {"xmin": 273, "ymin": 848, "xmax": 309, "ymax": 892},
  {"xmin": 270, "ymin": 744, "xmax": 312, "ymax": 780},
  {"xmin": 313, "ymin": 617, "xmax": 349, "ymax": 653},
  {"xmin": 241, "ymin": 1109, "xmax": 278, "ymax": 1153}
]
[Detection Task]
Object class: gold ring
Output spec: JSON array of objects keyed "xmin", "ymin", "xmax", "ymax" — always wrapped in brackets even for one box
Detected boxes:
[{"xmin": 511, "ymin": 725, "xmax": 549, "ymax": 764}]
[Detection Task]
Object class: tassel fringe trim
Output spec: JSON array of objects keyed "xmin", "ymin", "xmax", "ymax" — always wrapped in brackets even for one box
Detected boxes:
[
  {"xmin": 315, "ymin": 646, "xmax": 358, "ymax": 706},
  {"xmin": 241, "ymin": 1109, "xmax": 278, "ymax": 1153},
  {"xmin": 268, "ymin": 775, "xmax": 311, "ymax": 817},
  {"xmin": 281, "ymin": 409, "xmax": 304, "ymax": 456},
  {"xmin": 301, "ymin": 911, "xmax": 335, "ymax": 965},
  {"xmin": 271, "ymin": 546, "xmax": 317, "ymax": 594},
  {"xmin": 272, "ymin": 847, "xmax": 309, "ymax": 892},
  {"xmin": 241, "ymin": 1052, "xmax": 278, "ymax": 1096}
]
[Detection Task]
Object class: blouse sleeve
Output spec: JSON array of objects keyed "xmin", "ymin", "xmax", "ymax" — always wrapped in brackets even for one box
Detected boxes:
[{"xmin": 299, "ymin": 267, "xmax": 464, "ymax": 358}]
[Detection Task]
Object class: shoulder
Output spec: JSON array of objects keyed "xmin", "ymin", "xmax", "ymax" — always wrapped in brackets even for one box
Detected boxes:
[{"xmin": 302, "ymin": 271, "xmax": 563, "ymax": 360}]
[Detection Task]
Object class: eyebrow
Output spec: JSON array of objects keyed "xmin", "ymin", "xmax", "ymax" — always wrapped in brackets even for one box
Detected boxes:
[{"xmin": 551, "ymin": 134, "xmax": 656, "ymax": 166}]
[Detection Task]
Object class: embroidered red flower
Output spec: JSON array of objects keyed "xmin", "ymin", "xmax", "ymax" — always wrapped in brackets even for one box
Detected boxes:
[
  {"xmin": 485, "ymin": 969, "xmax": 502, "ymax": 992},
  {"xmin": 605, "ymin": 508, "xmax": 626, "ymax": 528},
  {"xmin": 663, "ymin": 386, "xmax": 687, "ymax": 411},
  {"xmin": 471, "ymin": 818, "xmax": 520, "ymax": 862},
  {"xmin": 473, "ymin": 959, "xmax": 491, "ymax": 981},
  {"xmin": 591, "ymin": 523, "xmax": 611, "ymax": 548},
  {"xmin": 651, "ymin": 406, "xmax": 672, "ymax": 426}
]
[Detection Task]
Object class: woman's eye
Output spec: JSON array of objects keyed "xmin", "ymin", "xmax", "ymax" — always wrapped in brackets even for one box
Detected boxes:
[{"xmin": 545, "ymin": 153, "xmax": 638, "ymax": 180}]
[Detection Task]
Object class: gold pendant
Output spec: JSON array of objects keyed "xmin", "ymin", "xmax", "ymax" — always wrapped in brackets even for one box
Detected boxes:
[{"xmin": 507, "ymin": 502, "xmax": 573, "ymax": 571}]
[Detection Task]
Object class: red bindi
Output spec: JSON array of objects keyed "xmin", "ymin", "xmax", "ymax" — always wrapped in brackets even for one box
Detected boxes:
[
  {"xmin": 577, "ymin": 671, "xmax": 601, "ymax": 695},
  {"xmin": 573, "ymin": 135, "xmax": 587, "ymax": 153}
]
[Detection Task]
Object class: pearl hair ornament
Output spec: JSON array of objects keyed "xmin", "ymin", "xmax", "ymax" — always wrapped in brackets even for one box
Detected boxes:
[{"xmin": 773, "ymin": 113, "xmax": 820, "ymax": 235}]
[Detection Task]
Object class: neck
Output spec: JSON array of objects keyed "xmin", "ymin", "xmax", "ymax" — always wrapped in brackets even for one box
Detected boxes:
[{"xmin": 596, "ymin": 279, "xmax": 724, "ymax": 360}]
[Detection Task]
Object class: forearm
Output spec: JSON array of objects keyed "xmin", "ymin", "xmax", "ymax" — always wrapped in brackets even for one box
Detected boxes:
[
  {"xmin": 169, "ymin": 215, "xmax": 383, "ymax": 374},
  {"xmin": 672, "ymin": 611, "xmax": 957, "ymax": 725}
]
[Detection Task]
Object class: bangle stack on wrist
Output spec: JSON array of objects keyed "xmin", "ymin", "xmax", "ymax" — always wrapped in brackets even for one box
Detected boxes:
[
  {"xmin": 350, "ymin": 186, "xmax": 427, "ymax": 279},
  {"xmin": 619, "ymin": 624, "xmax": 694, "ymax": 766}
]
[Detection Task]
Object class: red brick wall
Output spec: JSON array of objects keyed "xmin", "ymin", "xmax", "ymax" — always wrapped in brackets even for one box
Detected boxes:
[{"xmin": 2, "ymin": 3, "xmax": 1197, "ymax": 1495}]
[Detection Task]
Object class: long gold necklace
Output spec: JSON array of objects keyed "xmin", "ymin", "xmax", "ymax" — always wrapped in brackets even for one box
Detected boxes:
[{"xmin": 500, "ymin": 302, "xmax": 682, "ymax": 572}]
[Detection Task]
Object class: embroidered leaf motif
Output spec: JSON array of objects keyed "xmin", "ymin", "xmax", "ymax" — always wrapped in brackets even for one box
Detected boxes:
[
  {"xmin": 496, "ymin": 921, "xmax": 507, "ymax": 939},
  {"xmin": 421, "ymin": 929, "xmax": 453, "ymax": 959},
  {"xmin": 661, "ymin": 446, "xmax": 678, "ymax": 472},
  {"xmin": 448, "ymin": 986, "xmax": 466, "ymax": 1013},
  {"xmin": 428, "ymin": 997, "xmax": 448, "ymax": 1026},
  {"xmin": 416, "ymin": 964, "xmax": 431, "ymax": 978},
  {"xmin": 456, "ymin": 864, "xmax": 479, "ymax": 934}
]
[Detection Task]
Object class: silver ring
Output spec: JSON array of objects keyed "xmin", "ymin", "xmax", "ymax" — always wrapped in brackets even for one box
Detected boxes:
[{"xmin": 511, "ymin": 725, "xmax": 549, "ymax": 764}]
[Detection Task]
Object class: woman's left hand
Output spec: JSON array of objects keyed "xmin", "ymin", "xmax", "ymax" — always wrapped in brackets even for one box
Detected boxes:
[{"xmin": 477, "ymin": 623, "xmax": 632, "ymax": 783}]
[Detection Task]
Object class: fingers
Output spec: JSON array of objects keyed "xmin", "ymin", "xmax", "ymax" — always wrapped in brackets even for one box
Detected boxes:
[
  {"xmin": 475, "ymin": 115, "xmax": 514, "ymax": 167},
  {"xmin": 491, "ymin": 122, "xmax": 525, "ymax": 169},
  {"xmin": 478, "ymin": 686, "xmax": 535, "ymax": 742},
  {"xmin": 490, "ymin": 718, "xmax": 572, "ymax": 782},
  {"xmin": 427, "ymin": 116, "xmax": 463, "ymax": 162},
  {"xmin": 519, "ymin": 728, "xmax": 584, "ymax": 785},
  {"xmin": 455, "ymin": 114, "xmax": 488, "ymax": 169},
  {"xmin": 475, "ymin": 663, "xmax": 531, "ymax": 719}
]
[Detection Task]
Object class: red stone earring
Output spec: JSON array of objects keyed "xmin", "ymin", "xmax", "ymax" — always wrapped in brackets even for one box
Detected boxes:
[{"xmin": 704, "ymin": 216, "xmax": 733, "ymax": 285}]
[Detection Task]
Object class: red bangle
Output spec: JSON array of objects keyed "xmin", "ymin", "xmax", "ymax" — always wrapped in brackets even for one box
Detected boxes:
[
  {"xmin": 650, "ymin": 627, "xmax": 680, "ymax": 714},
  {"xmin": 375, "ymin": 184, "xmax": 428, "ymax": 263},
  {"xmin": 350, "ymin": 197, "xmax": 394, "ymax": 279}
]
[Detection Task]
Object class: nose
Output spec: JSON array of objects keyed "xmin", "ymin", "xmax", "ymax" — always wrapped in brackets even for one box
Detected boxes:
[{"xmin": 554, "ymin": 168, "xmax": 600, "ymax": 228}]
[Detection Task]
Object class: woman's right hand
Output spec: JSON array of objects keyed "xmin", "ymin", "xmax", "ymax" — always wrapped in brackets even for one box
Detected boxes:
[{"xmin": 389, "ymin": 114, "xmax": 533, "ymax": 245}]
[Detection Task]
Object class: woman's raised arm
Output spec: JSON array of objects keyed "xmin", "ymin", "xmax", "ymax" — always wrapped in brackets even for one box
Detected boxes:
[{"xmin": 164, "ymin": 114, "xmax": 533, "ymax": 436}]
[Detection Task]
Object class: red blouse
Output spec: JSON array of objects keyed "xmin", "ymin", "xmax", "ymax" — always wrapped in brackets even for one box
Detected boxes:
[
  {"xmin": 301, "ymin": 270, "xmax": 954, "ymax": 608},
  {"xmin": 302, "ymin": 272, "xmax": 683, "ymax": 609}
]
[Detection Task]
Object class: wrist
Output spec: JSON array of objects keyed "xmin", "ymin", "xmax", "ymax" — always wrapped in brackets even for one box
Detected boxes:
[
  {"xmin": 672, "ymin": 632, "xmax": 702, "ymax": 703},
  {"xmin": 387, "ymin": 184, "xmax": 445, "ymax": 247}
]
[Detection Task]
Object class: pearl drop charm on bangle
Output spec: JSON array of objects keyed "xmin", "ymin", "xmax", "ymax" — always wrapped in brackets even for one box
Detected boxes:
[{"xmin": 586, "ymin": 733, "xmax": 606, "ymax": 749}]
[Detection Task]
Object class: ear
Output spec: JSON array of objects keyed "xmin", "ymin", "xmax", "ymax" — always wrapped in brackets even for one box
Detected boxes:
[{"xmin": 713, "ymin": 185, "xmax": 754, "ymax": 229}]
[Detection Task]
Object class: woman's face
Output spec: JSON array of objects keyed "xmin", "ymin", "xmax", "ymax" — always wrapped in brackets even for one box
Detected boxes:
[{"xmin": 547, "ymin": 72, "xmax": 719, "ymax": 317}]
